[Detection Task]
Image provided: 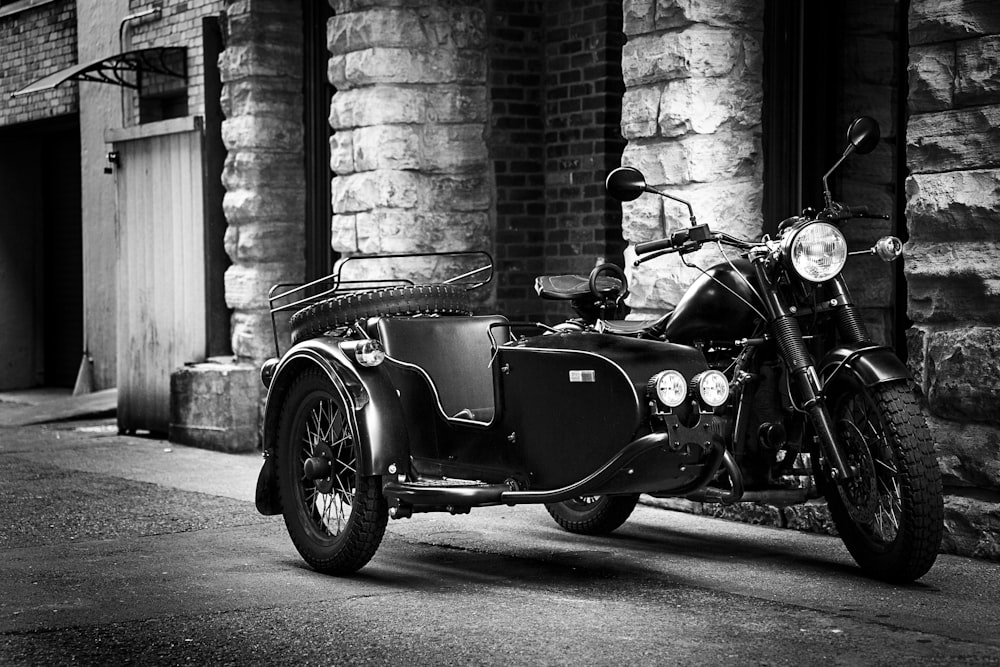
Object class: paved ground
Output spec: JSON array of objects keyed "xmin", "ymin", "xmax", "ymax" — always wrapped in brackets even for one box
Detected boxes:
[{"xmin": 2, "ymin": 416, "xmax": 999, "ymax": 666}]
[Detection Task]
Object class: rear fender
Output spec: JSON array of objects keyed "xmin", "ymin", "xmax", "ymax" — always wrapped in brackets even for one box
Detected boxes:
[
  {"xmin": 260, "ymin": 337, "xmax": 410, "ymax": 484},
  {"xmin": 819, "ymin": 344, "xmax": 911, "ymax": 390}
]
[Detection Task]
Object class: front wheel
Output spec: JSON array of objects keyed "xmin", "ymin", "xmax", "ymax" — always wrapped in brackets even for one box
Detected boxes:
[
  {"xmin": 544, "ymin": 494, "xmax": 639, "ymax": 535},
  {"xmin": 820, "ymin": 379, "xmax": 943, "ymax": 582},
  {"xmin": 277, "ymin": 368, "xmax": 388, "ymax": 574}
]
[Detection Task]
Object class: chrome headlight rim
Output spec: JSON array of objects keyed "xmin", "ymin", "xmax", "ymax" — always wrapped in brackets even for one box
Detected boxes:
[
  {"xmin": 782, "ymin": 221, "xmax": 848, "ymax": 283},
  {"xmin": 691, "ymin": 370, "xmax": 730, "ymax": 408},
  {"xmin": 648, "ymin": 370, "xmax": 688, "ymax": 408}
]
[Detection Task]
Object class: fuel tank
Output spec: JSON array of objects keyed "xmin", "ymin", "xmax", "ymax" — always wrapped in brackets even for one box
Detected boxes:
[
  {"xmin": 663, "ymin": 258, "xmax": 762, "ymax": 343},
  {"xmin": 496, "ymin": 332, "xmax": 710, "ymax": 488}
]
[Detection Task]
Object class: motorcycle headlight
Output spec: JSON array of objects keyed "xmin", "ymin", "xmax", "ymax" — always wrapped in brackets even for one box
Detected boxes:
[
  {"xmin": 648, "ymin": 370, "xmax": 687, "ymax": 408},
  {"xmin": 783, "ymin": 222, "xmax": 847, "ymax": 283},
  {"xmin": 691, "ymin": 370, "xmax": 729, "ymax": 408}
]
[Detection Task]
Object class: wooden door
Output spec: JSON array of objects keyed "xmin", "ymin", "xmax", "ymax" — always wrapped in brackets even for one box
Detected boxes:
[{"xmin": 107, "ymin": 116, "xmax": 206, "ymax": 434}]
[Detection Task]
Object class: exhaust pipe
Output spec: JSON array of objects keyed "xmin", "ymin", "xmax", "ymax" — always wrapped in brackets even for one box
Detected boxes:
[{"xmin": 686, "ymin": 448, "xmax": 745, "ymax": 504}]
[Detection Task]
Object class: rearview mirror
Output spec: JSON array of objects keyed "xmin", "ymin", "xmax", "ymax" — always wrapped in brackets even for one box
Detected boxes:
[
  {"xmin": 606, "ymin": 167, "xmax": 647, "ymax": 202},
  {"xmin": 847, "ymin": 116, "xmax": 880, "ymax": 155}
]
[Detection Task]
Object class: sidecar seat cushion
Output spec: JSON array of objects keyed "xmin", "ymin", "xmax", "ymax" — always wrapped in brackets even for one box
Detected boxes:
[{"xmin": 374, "ymin": 315, "xmax": 511, "ymax": 421}]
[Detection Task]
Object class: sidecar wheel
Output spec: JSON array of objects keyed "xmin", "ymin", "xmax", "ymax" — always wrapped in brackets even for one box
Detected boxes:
[
  {"xmin": 277, "ymin": 369, "xmax": 387, "ymax": 574},
  {"xmin": 544, "ymin": 494, "xmax": 639, "ymax": 535},
  {"xmin": 290, "ymin": 284, "xmax": 473, "ymax": 343},
  {"xmin": 820, "ymin": 379, "xmax": 943, "ymax": 582}
]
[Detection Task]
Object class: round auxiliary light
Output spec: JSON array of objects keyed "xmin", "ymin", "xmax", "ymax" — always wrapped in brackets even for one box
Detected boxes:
[
  {"xmin": 648, "ymin": 370, "xmax": 688, "ymax": 408},
  {"xmin": 692, "ymin": 370, "xmax": 730, "ymax": 408},
  {"xmin": 785, "ymin": 221, "xmax": 848, "ymax": 283}
]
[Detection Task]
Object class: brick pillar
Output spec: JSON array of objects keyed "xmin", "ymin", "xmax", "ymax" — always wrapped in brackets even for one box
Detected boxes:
[
  {"xmin": 905, "ymin": 1, "xmax": 1000, "ymax": 559},
  {"xmin": 328, "ymin": 1, "xmax": 492, "ymax": 292},
  {"xmin": 541, "ymin": 0, "xmax": 627, "ymax": 320},
  {"xmin": 620, "ymin": 0, "xmax": 763, "ymax": 316}
]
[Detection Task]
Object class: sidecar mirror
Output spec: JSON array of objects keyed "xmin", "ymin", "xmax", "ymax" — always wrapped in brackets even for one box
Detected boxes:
[
  {"xmin": 606, "ymin": 167, "xmax": 647, "ymax": 202},
  {"xmin": 847, "ymin": 116, "xmax": 880, "ymax": 155}
]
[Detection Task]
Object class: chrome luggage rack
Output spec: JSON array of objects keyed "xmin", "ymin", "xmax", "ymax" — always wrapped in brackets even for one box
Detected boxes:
[{"xmin": 267, "ymin": 250, "xmax": 494, "ymax": 355}]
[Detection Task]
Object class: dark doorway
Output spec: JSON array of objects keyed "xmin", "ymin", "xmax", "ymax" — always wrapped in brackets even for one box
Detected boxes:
[
  {"xmin": 0, "ymin": 116, "xmax": 83, "ymax": 389},
  {"xmin": 40, "ymin": 119, "xmax": 84, "ymax": 386}
]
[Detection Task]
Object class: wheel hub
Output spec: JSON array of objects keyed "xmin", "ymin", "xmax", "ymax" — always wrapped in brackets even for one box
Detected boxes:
[
  {"xmin": 836, "ymin": 419, "xmax": 878, "ymax": 524},
  {"xmin": 303, "ymin": 441, "xmax": 335, "ymax": 494}
]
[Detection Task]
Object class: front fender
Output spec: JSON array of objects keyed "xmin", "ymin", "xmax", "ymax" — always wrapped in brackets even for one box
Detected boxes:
[
  {"xmin": 819, "ymin": 344, "xmax": 911, "ymax": 389},
  {"xmin": 258, "ymin": 338, "xmax": 410, "ymax": 513}
]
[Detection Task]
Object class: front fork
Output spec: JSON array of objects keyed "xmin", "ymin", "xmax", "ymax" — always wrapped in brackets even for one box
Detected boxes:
[{"xmin": 752, "ymin": 263, "xmax": 858, "ymax": 481}]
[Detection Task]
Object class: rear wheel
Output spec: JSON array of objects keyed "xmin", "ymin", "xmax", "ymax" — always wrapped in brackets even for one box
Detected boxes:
[
  {"xmin": 277, "ymin": 368, "xmax": 387, "ymax": 574},
  {"xmin": 821, "ymin": 379, "xmax": 942, "ymax": 582},
  {"xmin": 544, "ymin": 495, "xmax": 639, "ymax": 535}
]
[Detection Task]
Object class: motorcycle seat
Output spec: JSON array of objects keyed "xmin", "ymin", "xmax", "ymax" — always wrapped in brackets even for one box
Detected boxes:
[
  {"xmin": 598, "ymin": 311, "xmax": 672, "ymax": 336},
  {"xmin": 535, "ymin": 274, "xmax": 622, "ymax": 300}
]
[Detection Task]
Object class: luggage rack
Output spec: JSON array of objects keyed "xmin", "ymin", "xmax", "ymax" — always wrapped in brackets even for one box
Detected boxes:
[{"xmin": 267, "ymin": 251, "xmax": 494, "ymax": 354}]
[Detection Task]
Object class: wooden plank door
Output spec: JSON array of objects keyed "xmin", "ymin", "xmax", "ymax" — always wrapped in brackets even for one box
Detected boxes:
[{"xmin": 108, "ymin": 116, "xmax": 207, "ymax": 434}]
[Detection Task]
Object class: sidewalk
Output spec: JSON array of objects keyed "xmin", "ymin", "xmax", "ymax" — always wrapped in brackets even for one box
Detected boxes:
[
  {"xmin": 0, "ymin": 416, "xmax": 260, "ymax": 504},
  {"xmin": 0, "ymin": 388, "xmax": 117, "ymax": 427}
]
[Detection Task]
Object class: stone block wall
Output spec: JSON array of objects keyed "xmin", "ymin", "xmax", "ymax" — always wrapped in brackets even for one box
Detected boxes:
[
  {"xmin": 620, "ymin": 0, "xmax": 764, "ymax": 315},
  {"xmin": 327, "ymin": 0, "xmax": 492, "ymax": 294},
  {"xmin": 905, "ymin": 0, "xmax": 1000, "ymax": 559},
  {"xmin": 0, "ymin": 0, "xmax": 78, "ymax": 125},
  {"xmin": 219, "ymin": 0, "xmax": 305, "ymax": 362}
]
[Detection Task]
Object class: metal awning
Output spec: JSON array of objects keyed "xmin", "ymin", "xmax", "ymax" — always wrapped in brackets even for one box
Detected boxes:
[{"xmin": 10, "ymin": 46, "xmax": 186, "ymax": 98}]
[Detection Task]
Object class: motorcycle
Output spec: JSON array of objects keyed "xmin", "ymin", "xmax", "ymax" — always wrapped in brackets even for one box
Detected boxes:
[
  {"xmin": 536, "ymin": 116, "xmax": 944, "ymax": 582},
  {"xmin": 253, "ymin": 116, "xmax": 942, "ymax": 584}
]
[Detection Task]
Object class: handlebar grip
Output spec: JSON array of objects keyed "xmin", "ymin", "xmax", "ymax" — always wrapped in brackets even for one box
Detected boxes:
[
  {"xmin": 634, "ymin": 238, "xmax": 675, "ymax": 255},
  {"xmin": 635, "ymin": 227, "xmax": 695, "ymax": 255}
]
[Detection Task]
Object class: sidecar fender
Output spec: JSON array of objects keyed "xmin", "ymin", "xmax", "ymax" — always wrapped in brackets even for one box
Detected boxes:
[
  {"xmin": 258, "ymin": 338, "xmax": 410, "ymax": 510},
  {"xmin": 819, "ymin": 344, "xmax": 911, "ymax": 389}
]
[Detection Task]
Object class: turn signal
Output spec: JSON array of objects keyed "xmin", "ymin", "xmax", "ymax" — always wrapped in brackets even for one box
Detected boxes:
[
  {"xmin": 342, "ymin": 339, "xmax": 385, "ymax": 367},
  {"xmin": 874, "ymin": 236, "xmax": 903, "ymax": 262}
]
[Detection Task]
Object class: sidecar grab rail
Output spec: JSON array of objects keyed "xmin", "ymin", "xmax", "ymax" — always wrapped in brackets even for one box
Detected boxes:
[{"xmin": 265, "ymin": 250, "xmax": 495, "ymax": 355}]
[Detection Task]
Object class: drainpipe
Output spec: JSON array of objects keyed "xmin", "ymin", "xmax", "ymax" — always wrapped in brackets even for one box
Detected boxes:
[{"xmin": 117, "ymin": 5, "xmax": 162, "ymax": 125}]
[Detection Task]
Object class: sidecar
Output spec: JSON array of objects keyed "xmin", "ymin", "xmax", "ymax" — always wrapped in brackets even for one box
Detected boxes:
[{"xmin": 254, "ymin": 252, "xmax": 735, "ymax": 574}]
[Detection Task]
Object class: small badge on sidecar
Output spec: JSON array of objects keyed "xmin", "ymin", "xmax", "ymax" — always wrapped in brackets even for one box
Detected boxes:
[{"xmin": 569, "ymin": 370, "xmax": 596, "ymax": 383}]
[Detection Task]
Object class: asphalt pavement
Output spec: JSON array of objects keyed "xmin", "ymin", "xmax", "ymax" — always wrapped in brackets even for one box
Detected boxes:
[{"xmin": 2, "ymin": 416, "xmax": 999, "ymax": 666}]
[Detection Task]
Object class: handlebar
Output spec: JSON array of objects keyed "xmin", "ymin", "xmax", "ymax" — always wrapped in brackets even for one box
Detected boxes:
[
  {"xmin": 634, "ymin": 224, "xmax": 714, "ymax": 256},
  {"xmin": 819, "ymin": 203, "xmax": 889, "ymax": 221}
]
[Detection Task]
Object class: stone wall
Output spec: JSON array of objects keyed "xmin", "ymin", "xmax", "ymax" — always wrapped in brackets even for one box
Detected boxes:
[
  {"xmin": 0, "ymin": 0, "xmax": 77, "ymax": 125},
  {"xmin": 327, "ymin": 0, "xmax": 492, "ymax": 294},
  {"xmin": 905, "ymin": 0, "xmax": 1000, "ymax": 559},
  {"xmin": 619, "ymin": 0, "xmax": 764, "ymax": 315},
  {"xmin": 218, "ymin": 0, "xmax": 305, "ymax": 361}
]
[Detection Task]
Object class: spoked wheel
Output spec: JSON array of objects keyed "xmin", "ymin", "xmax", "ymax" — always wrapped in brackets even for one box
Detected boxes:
[
  {"xmin": 821, "ymin": 379, "xmax": 942, "ymax": 582},
  {"xmin": 544, "ymin": 494, "xmax": 639, "ymax": 535},
  {"xmin": 277, "ymin": 368, "xmax": 387, "ymax": 574}
]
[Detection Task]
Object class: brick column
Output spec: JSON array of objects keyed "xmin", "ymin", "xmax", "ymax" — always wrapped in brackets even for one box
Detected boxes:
[
  {"xmin": 905, "ymin": 1, "xmax": 1000, "ymax": 559},
  {"xmin": 620, "ymin": 0, "xmax": 763, "ymax": 316}
]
